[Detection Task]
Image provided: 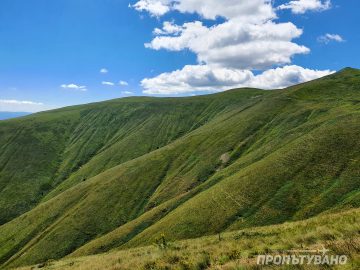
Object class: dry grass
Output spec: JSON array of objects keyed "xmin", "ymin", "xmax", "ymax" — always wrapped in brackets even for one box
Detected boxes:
[{"xmin": 16, "ymin": 208, "xmax": 360, "ymax": 270}]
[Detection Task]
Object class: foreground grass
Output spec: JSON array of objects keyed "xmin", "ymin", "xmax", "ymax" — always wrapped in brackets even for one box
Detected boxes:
[{"xmin": 17, "ymin": 208, "xmax": 360, "ymax": 270}]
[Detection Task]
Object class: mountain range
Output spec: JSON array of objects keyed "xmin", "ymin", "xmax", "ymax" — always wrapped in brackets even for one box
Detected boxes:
[{"xmin": 0, "ymin": 68, "xmax": 359, "ymax": 269}]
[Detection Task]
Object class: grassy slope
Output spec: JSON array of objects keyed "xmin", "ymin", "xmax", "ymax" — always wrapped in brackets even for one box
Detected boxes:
[
  {"xmin": 17, "ymin": 208, "xmax": 360, "ymax": 270},
  {"xmin": 0, "ymin": 68, "xmax": 359, "ymax": 268},
  {"xmin": 0, "ymin": 109, "xmax": 79, "ymax": 225},
  {"xmin": 0, "ymin": 89, "xmax": 268, "ymax": 267},
  {"xmin": 72, "ymin": 69, "xmax": 360, "ymax": 258},
  {"xmin": 0, "ymin": 92, "xmax": 257, "ymax": 224}
]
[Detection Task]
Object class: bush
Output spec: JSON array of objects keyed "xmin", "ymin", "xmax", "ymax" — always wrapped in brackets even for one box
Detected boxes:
[
  {"xmin": 196, "ymin": 252, "xmax": 211, "ymax": 270},
  {"xmin": 154, "ymin": 233, "xmax": 168, "ymax": 249}
]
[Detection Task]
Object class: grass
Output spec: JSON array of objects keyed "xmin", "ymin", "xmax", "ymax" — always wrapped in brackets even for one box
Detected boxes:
[
  {"xmin": 0, "ymin": 88, "xmax": 267, "ymax": 225},
  {"xmin": 15, "ymin": 208, "xmax": 360, "ymax": 270},
  {"xmin": 0, "ymin": 68, "xmax": 359, "ymax": 268}
]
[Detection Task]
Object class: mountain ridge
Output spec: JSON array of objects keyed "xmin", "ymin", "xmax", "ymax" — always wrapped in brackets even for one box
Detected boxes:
[{"xmin": 0, "ymin": 68, "xmax": 359, "ymax": 268}]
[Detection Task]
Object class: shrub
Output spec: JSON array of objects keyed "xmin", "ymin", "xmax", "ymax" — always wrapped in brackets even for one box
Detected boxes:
[
  {"xmin": 196, "ymin": 252, "xmax": 211, "ymax": 270},
  {"xmin": 154, "ymin": 233, "xmax": 168, "ymax": 250}
]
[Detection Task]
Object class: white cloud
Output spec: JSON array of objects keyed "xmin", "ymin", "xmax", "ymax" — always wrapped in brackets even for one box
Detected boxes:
[
  {"xmin": 142, "ymin": 65, "xmax": 252, "ymax": 94},
  {"xmin": 0, "ymin": 99, "xmax": 51, "ymax": 113},
  {"xmin": 100, "ymin": 68, "xmax": 109, "ymax": 74},
  {"xmin": 135, "ymin": 0, "xmax": 333, "ymax": 95},
  {"xmin": 121, "ymin": 91, "xmax": 134, "ymax": 96},
  {"xmin": 278, "ymin": 0, "xmax": 331, "ymax": 14},
  {"xmin": 119, "ymin": 80, "xmax": 129, "ymax": 86},
  {"xmin": 141, "ymin": 65, "xmax": 334, "ymax": 94},
  {"xmin": 132, "ymin": 0, "xmax": 275, "ymax": 21},
  {"xmin": 173, "ymin": 0, "xmax": 275, "ymax": 21},
  {"xmin": 102, "ymin": 81, "xmax": 115, "ymax": 86},
  {"xmin": 0, "ymin": 99, "xmax": 43, "ymax": 105},
  {"xmin": 317, "ymin": 33, "xmax": 345, "ymax": 44},
  {"xmin": 140, "ymin": 1, "xmax": 309, "ymax": 70},
  {"xmin": 154, "ymin": 21, "xmax": 183, "ymax": 35},
  {"xmin": 248, "ymin": 65, "xmax": 334, "ymax": 89},
  {"xmin": 146, "ymin": 20, "xmax": 309, "ymax": 69},
  {"xmin": 131, "ymin": 0, "xmax": 170, "ymax": 17},
  {"xmin": 61, "ymin": 84, "xmax": 87, "ymax": 91}
]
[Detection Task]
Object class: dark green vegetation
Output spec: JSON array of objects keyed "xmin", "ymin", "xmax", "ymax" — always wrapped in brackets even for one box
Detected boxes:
[{"xmin": 0, "ymin": 68, "xmax": 359, "ymax": 269}]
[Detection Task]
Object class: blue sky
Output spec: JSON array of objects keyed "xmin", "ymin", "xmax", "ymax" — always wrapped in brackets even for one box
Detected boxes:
[{"xmin": 0, "ymin": 0, "xmax": 359, "ymax": 112}]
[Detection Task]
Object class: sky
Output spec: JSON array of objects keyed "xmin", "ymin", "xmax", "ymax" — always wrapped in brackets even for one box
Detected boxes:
[{"xmin": 0, "ymin": 0, "xmax": 359, "ymax": 112}]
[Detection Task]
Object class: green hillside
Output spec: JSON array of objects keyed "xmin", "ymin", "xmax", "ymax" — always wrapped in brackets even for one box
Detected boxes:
[
  {"xmin": 16, "ymin": 208, "xmax": 360, "ymax": 270},
  {"xmin": 0, "ymin": 68, "xmax": 359, "ymax": 268}
]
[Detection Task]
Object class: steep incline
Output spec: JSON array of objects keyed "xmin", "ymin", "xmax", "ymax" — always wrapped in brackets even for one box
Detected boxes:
[
  {"xmin": 0, "ymin": 68, "xmax": 359, "ymax": 268},
  {"xmin": 0, "ymin": 92, "xmax": 264, "ymax": 225}
]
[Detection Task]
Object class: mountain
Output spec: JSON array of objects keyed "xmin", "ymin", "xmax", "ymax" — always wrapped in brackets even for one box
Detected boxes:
[
  {"xmin": 0, "ymin": 68, "xmax": 359, "ymax": 268},
  {"xmin": 0, "ymin": 112, "xmax": 30, "ymax": 121}
]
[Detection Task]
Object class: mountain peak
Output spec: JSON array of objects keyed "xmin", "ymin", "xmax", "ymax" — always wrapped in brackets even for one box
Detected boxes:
[{"xmin": 337, "ymin": 67, "xmax": 360, "ymax": 74}]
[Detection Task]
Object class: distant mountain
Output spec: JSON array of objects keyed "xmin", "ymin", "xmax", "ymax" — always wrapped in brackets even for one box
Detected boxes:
[
  {"xmin": 0, "ymin": 68, "xmax": 359, "ymax": 268},
  {"xmin": 0, "ymin": 111, "xmax": 30, "ymax": 120}
]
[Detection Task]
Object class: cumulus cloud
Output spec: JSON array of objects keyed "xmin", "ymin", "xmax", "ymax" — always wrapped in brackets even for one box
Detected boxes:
[
  {"xmin": 119, "ymin": 80, "xmax": 129, "ymax": 86},
  {"xmin": 147, "ymin": 20, "xmax": 309, "ymax": 69},
  {"xmin": 61, "ymin": 84, "xmax": 87, "ymax": 91},
  {"xmin": 248, "ymin": 65, "xmax": 334, "ymax": 89},
  {"xmin": 133, "ymin": 0, "xmax": 275, "ymax": 21},
  {"xmin": 142, "ymin": 1, "xmax": 309, "ymax": 70},
  {"xmin": 102, "ymin": 81, "xmax": 115, "ymax": 86},
  {"xmin": 317, "ymin": 33, "xmax": 345, "ymax": 44},
  {"xmin": 134, "ymin": 0, "xmax": 332, "ymax": 95},
  {"xmin": 100, "ymin": 68, "xmax": 109, "ymax": 74},
  {"xmin": 131, "ymin": 0, "xmax": 170, "ymax": 17},
  {"xmin": 174, "ymin": 0, "xmax": 275, "ymax": 22},
  {"xmin": 154, "ymin": 21, "xmax": 183, "ymax": 35},
  {"xmin": 142, "ymin": 65, "xmax": 252, "ymax": 94},
  {"xmin": 141, "ymin": 65, "xmax": 334, "ymax": 94},
  {"xmin": 0, "ymin": 99, "xmax": 51, "ymax": 112},
  {"xmin": 278, "ymin": 0, "xmax": 331, "ymax": 14}
]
